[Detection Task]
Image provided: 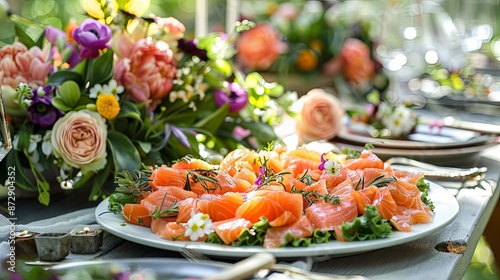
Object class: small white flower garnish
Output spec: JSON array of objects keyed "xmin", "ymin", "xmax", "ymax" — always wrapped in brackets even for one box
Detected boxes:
[
  {"xmin": 184, "ymin": 211, "xmax": 214, "ymax": 241},
  {"xmin": 324, "ymin": 160, "xmax": 341, "ymax": 176}
]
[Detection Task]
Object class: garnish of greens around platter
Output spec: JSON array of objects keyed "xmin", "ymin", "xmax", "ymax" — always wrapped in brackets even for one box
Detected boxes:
[{"xmin": 106, "ymin": 144, "xmax": 436, "ymax": 248}]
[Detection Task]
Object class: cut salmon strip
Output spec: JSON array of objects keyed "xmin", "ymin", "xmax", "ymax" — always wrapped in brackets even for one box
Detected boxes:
[
  {"xmin": 344, "ymin": 149, "xmax": 384, "ymax": 170},
  {"xmin": 213, "ymin": 217, "xmax": 253, "ymax": 245},
  {"xmin": 305, "ymin": 197, "xmax": 358, "ymax": 232},
  {"xmin": 351, "ymin": 185, "xmax": 378, "ymax": 214},
  {"xmin": 121, "ymin": 203, "xmax": 152, "ymax": 227},
  {"xmin": 390, "ymin": 205, "xmax": 434, "ymax": 232},
  {"xmin": 371, "ymin": 187, "xmax": 397, "ymax": 221},
  {"xmin": 197, "ymin": 192, "xmax": 244, "ymax": 221},
  {"xmin": 149, "ymin": 165, "xmax": 187, "ymax": 190},
  {"xmin": 264, "ymin": 215, "xmax": 314, "ymax": 248}
]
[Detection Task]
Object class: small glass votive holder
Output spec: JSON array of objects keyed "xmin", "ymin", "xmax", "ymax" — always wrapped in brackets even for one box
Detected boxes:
[
  {"xmin": 34, "ymin": 232, "xmax": 71, "ymax": 261},
  {"xmin": 14, "ymin": 230, "xmax": 39, "ymax": 258},
  {"xmin": 70, "ymin": 225, "xmax": 103, "ymax": 254}
]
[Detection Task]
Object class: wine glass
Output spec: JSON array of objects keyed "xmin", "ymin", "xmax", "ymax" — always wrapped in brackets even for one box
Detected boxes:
[{"xmin": 0, "ymin": 87, "xmax": 12, "ymax": 161}]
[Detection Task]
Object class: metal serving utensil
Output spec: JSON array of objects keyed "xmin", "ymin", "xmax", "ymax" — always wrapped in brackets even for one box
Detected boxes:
[{"xmin": 386, "ymin": 157, "xmax": 487, "ymax": 180}]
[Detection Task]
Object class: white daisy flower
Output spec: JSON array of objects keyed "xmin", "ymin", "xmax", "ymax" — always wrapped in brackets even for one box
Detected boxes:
[{"xmin": 184, "ymin": 212, "xmax": 214, "ymax": 241}]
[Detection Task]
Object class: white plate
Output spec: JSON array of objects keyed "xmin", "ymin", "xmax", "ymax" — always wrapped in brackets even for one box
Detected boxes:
[{"xmin": 95, "ymin": 182, "xmax": 459, "ymax": 259}]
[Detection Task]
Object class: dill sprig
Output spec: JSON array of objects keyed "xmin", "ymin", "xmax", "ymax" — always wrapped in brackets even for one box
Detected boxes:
[
  {"xmin": 185, "ymin": 169, "xmax": 221, "ymax": 192},
  {"xmin": 255, "ymin": 157, "xmax": 291, "ymax": 189},
  {"xmin": 354, "ymin": 174, "xmax": 397, "ymax": 190},
  {"xmin": 290, "ymin": 185, "xmax": 341, "ymax": 206},
  {"xmin": 297, "ymin": 171, "xmax": 316, "ymax": 185},
  {"xmin": 114, "ymin": 163, "xmax": 153, "ymax": 195},
  {"xmin": 151, "ymin": 191, "xmax": 180, "ymax": 219}
]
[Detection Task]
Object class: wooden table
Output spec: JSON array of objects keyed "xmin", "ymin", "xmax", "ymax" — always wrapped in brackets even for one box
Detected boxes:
[{"xmin": 6, "ymin": 145, "xmax": 500, "ymax": 280}]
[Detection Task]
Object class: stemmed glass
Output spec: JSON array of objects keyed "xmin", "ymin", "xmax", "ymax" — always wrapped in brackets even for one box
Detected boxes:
[{"xmin": 0, "ymin": 87, "xmax": 12, "ymax": 161}]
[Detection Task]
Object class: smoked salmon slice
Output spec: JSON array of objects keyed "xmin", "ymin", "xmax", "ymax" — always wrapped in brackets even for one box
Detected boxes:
[
  {"xmin": 149, "ymin": 166, "xmax": 187, "ymax": 190},
  {"xmin": 344, "ymin": 149, "xmax": 384, "ymax": 170},
  {"xmin": 305, "ymin": 197, "xmax": 358, "ymax": 232},
  {"xmin": 213, "ymin": 217, "xmax": 253, "ymax": 245},
  {"xmin": 263, "ymin": 215, "xmax": 314, "ymax": 248},
  {"xmin": 197, "ymin": 192, "xmax": 244, "ymax": 221}
]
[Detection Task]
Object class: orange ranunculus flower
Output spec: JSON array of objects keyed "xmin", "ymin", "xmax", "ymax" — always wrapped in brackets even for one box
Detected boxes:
[
  {"xmin": 114, "ymin": 37, "xmax": 177, "ymax": 110},
  {"xmin": 236, "ymin": 22, "xmax": 287, "ymax": 70},
  {"xmin": 0, "ymin": 42, "xmax": 51, "ymax": 88},
  {"xmin": 295, "ymin": 48, "xmax": 318, "ymax": 72},
  {"xmin": 295, "ymin": 88, "xmax": 344, "ymax": 144},
  {"xmin": 340, "ymin": 38, "xmax": 374, "ymax": 85}
]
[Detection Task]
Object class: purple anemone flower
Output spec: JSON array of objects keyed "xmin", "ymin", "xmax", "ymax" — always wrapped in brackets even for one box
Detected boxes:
[
  {"xmin": 72, "ymin": 19, "xmax": 112, "ymax": 59},
  {"xmin": 214, "ymin": 82, "xmax": 248, "ymax": 113},
  {"xmin": 28, "ymin": 86, "xmax": 63, "ymax": 127},
  {"xmin": 46, "ymin": 26, "xmax": 82, "ymax": 68},
  {"xmin": 178, "ymin": 38, "xmax": 208, "ymax": 61},
  {"xmin": 45, "ymin": 26, "xmax": 66, "ymax": 45}
]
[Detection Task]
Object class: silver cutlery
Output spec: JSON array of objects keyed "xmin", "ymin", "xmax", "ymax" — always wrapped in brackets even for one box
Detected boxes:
[{"xmin": 386, "ymin": 157, "xmax": 487, "ymax": 180}]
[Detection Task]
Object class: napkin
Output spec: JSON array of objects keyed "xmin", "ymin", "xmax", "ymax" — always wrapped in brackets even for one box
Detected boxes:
[{"xmin": 0, "ymin": 207, "xmax": 97, "ymax": 263}]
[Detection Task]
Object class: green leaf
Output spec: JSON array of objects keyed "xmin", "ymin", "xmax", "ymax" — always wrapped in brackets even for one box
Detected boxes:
[
  {"xmin": 118, "ymin": 100, "xmax": 144, "ymax": 122},
  {"xmin": 38, "ymin": 183, "xmax": 50, "ymax": 206},
  {"xmin": 13, "ymin": 25, "xmax": 37, "ymax": 49},
  {"xmin": 86, "ymin": 50, "xmax": 114, "ymax": 87},
  {"xmin": 47, "ymin": 70, "xmax": 84, "ymax": 87},
  {"xmin": 137, "ymin": 141, "xmax": 152, "ymax": 154},
  {"xmin": 194, "ymin": 103, "xmax": 229, "ymax": 133},
  {"xmin": 17, "ymin": 124, "xmax": 33, "ymax": 152},
  {"xmin": 4, "ymin": 151, "xmax": 37, "ymax": 191},
  {"xmin": 107, "ymin": 130, "xmax": 141, "ymax": 172},
  {"xmin": 59, "ymin": 80, "xmax": 81, "ymax": 108},
  {"xmin": 51, "ymin": 97, "xmax": 73, "ymax": 112},
  {"xmin": 72, "ymin": 171, "xmax": 95, "ymax": 189}
]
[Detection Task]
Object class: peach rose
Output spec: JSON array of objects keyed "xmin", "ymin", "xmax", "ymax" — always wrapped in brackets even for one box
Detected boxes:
[
  {"xmin": 236, "ymin": 22, "xmax": 287, "ymax": 70},
  {"xmin": 51, "ymin": 110, "xmax": 107, "ymax": 173},
  {"xmin": 295, "ymin": 89, "xmax": 344, "ymax": 144}
]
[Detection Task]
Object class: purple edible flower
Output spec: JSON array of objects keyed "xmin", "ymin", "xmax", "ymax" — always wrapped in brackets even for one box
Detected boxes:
[
  {"xmin": 214, "ymin": 82, "xmax": 248, "ymax": 113},
  {"xmin": 72, "ymin": 19, "xmax": 112, "ymax": 59},
  {"xmin": 255, "ymin": 165, "xmax": 266, "ymax": 186},
  {"xmin": 318, "ymin": 153, "xmax": 327, "ymax": 170},
  {"xmin": 27, "ymin": 86, "xmax": 63, "ymax": 127}
]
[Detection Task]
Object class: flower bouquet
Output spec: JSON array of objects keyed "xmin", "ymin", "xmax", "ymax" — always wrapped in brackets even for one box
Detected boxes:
[{"xmin": 0, "ymin": 1, "xmax": 295, "ymax": 205}]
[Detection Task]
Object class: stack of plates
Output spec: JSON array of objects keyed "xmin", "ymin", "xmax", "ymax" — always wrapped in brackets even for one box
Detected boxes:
[{"xmin": 331, "ymin": 123, "xmax": 498, "ymax": 166}]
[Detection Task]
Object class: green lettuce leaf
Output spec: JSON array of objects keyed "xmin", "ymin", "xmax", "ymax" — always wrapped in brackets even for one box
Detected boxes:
[{"xmin": 340, "ymin": 205, "xmax": 392, "ymax": 241}]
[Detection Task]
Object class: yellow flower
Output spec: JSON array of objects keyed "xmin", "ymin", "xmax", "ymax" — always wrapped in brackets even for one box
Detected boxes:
[
  {"xmin": 83, "ymin": 0, "xmax": 118, "ymax": 24},
  {"xmin": 96, "ymin": 94, "xmax": 120, "ymax": 120},
  {"xmin": 125, "ymin": 0, "xmax": 151, "ymax": 17}
]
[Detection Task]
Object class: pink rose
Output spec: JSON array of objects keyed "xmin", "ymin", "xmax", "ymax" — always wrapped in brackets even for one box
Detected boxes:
[
  {"xmin": 236, "ymin": 23, "xmax": 287, "ymax": 70},
  {"xmin": 295, "ymin": 89, "xmax": 344, "ymax": 144},
  {"xmin": 0, "ymin": 42, "xmax": 51, "ymax": 88},
  {"xmin": 51, "ymin": 110, "xmax": 107, "ymax": 173},
  {"xmin": 340, "ymin": 38, "xmax": 374, "ymax": 85},
  {"xmin": 114, "ymin": 38, "xmax": 177, "ymax": 110},
  {"xmin": 155, "ymin": 17, "xmax": 186, "ymax": 40}
]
